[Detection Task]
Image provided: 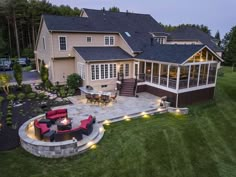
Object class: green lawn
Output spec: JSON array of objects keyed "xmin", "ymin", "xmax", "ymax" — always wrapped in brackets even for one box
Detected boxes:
[{"xmin": 0, "ymin": 67, "xmax": 236, "ymax": 177}]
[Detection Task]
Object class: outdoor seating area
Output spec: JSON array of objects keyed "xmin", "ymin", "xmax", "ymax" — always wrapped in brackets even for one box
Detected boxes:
[
  {"xmin": 85, "ymin": 92, "xmax": 117, "ymax": 105},
  {"xmin": 33, "ymin": 108, "xmax": 96, "ymax": 142}
]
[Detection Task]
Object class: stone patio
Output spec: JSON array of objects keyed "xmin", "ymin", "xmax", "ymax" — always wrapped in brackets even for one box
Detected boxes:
[{"xmin": 53, "ymin": 92, "xmax": 161, "ymax": 127}]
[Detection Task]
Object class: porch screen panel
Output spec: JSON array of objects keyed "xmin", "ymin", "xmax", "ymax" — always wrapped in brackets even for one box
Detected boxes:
[
  {"xmin": 189, "ymin": 65, "xmax": 199, "ymax": 87},
  {"xmin": 160, "ymin": 64, "xmax": 168, "ymax": 86},
  {"xmin": 153, "ymin": 63, "xmax": 159, "ymax": 84},
  {"xmin": 179, "ymin": 66, "xmax": 189, "ymax": 89},
  {"xmin": 145, "ymin": 62, "xmax": 152, "ymax": 82},
  {"xmin": 168, "ymin": 65, "xmax": 177, "ymax": 89},
  {"xmin": 199, "ymin": 64, "xmax": 208, "ymax": 85},
  {"xmin": 208, "ymin": 63, "xmax": 217, "ymax": 84}
]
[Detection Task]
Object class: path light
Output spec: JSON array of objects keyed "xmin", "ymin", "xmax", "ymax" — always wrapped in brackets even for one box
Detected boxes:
[
  {"xmin": 87, "ymin": 141, "xmax": 94, "ymax": 147},
  {"xmin": 157, "ymin": 108, "xmax": 162, "ymax": 112},
  {"xmin": 103, "ymin": 120, "xmax": 110, "ymax": 125},
  {"xmin": 99, "ymin": 127, "xmax": 105, "ymax": 133},
  {"xmin": 176, "ymin": 109, "xmax": 180, "ymax": 113},
  {"xmin": 90, "ymin": 144, "xmax": 97, "ymax": 150},
  {"xmin": 124, "ymin": 115, "xmax": 131, "ymax": 121},
  {"xmin": 0, "ymin": 123, "xmax": 2, "ymax": 129}
]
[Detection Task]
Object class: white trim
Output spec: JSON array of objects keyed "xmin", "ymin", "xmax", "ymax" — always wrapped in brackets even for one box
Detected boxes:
[
  {"xmin": 178, "ymin": 84, "xmax": 215, "ymax": 93},
  {"xmin": 176, "ymin": 66, "xmax": 180, "ymax": 90},
  {"xmin": 206, "ymin": 63, "xmax": 210, "ymax": 84},
  {"xmin": 158, "ymin": 64, "xmax": 161, "ymax": 85},
  {"xmin": 86, "ymin": 36, "xmax": 92, "ymax": 43},
  {"xmin": 58, "ymin": 36, "xmax": 67, "ymax": 51},
  {"xmin": 118, "ymin": 33, "xmax": 134, "ymax": 55},
  {"xmin": 77, "ymin": 62, "xmax": 86, "ymax": 80},
  {"xmin": 104, "ymin": 35, "xmax": 115, "ymax": 46},
  {"xmin": 197, "ymin": 64, "xmax": 201, "ymax": 86},
  {"xmin": 187, "ymin": 65, "xmax": 191, "ymax": 88},
  {"xmin": 185, "ymin": 61, "xmax": 218, "ymax": 66},
  {"xmin": 90, "ymin": 63, "xmax": 117, "ymax": 81},
  {"xmin": 136, "ymin": 58, "xmax": 179, "ymax": 66},
  {"xmin": 151, "ymin": 62, "xmax": 153, "ymax": 83},
  {"xmin": 167, "ymin": 64, "xmax": 170, "ymax": 88}
]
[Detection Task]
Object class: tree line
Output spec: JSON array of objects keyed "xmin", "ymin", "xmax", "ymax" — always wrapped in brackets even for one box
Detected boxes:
[{"xmin": 0, "ymin": 0, "xmax": 81, "ymax": 58}]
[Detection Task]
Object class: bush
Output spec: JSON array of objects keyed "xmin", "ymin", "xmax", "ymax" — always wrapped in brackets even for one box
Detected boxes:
[
  {"xmin": 66, "ymin": 73, "xmax": 82, "ymax": 90},
  {"xmin": 13, "ymin": 62, "xmax": 23, "ymax": 86},
  {"xmin": 38, "ymin": 93, "xmax": 47, "ymax": 99},
  {"xmin": 0, "ymin": 96, "xmax": 4, "ymax": 104},
  {"xmin": 59, "ymin": 87, "xmax": 67, "ymax": 97},
  {"xmin": 45, "ymin": 80, "xmax": 53, "ymax": 90},
  {"xmin": 23, "ymin": 84, "xmax": 32, "ymax": 93},
  {"xmin": 17, "ymin": 93, "xmax": 25, "ymax": 100},
  {"xmin": 27, "ymin": 92, "xmax": 36, "ymax": 99},
  {"xmin": 7, "ymin": 94, "xmax": 16, "ymax": 101},
  {"xmin": 67, "ymin": 88, "xmax": 75, "ymax": 96}
]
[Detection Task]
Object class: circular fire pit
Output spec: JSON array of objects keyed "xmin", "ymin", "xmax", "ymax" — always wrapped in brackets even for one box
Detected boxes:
[{"xmin": 56, "ymin": 118, "xmax": 72, "ymax": 131}]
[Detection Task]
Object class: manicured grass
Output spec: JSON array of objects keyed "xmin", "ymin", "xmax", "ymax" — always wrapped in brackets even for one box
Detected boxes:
[{"xmin": 0, "ymin": 67, "xmax": 236, "ymax": 177}]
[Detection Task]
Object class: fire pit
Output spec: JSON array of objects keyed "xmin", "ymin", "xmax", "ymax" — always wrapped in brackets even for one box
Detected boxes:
[{"xmin": 56, "ymin": 118, "xmax": 72, "ymax": 131}]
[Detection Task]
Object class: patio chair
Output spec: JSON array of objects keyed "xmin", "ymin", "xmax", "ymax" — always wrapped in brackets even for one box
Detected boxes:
[
  {"xmin": 86, "ymin": 93, "xmax": 93, "ymax": 103},
  {"xmin": 101, "ymin": 95, "xmax": 110, "ymax": 105},
  {"xmin": 110, "ymin": 92, "xmax": 117, "ymax": 103},
  {"xmin": 93, "ymin": 94, "xmax": 100, "ymax": 104}
]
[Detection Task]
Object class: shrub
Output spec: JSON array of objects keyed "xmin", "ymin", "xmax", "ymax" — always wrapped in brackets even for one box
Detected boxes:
[
  {"xmin": 23, "ymin": 84, "xmax": 32, "ymax": 93},
  {"xmin": 7, "ymin": 94, "xmax": 16, "ymax": 101},
  {"xmin": 45, "ymin": 80, "xmax": 53, "ymax": 90},
  {"xmin": 0, "ymin": 96, "xmax": 4, "ymax": 104},
  {"xmin": 7, "ymin": 112, "xmax": 12, "ymax": 117},
  {"xmin": 59, "ymin": 87, "xmax": 67, "ymax": 98},
  {"xmin": 17, "ymin": 93, "xmax": 25, "ymax": 100},
  {"xmin": 66, "ymin": 73, "xmax": 82, "ymax": 90},
  {"xmin": 38, "ymin": 93, "xmax": 46, "ymax": 99},
  {"xmin": 40, "ymin": 61, "xmax": 49, "ymax": 86},
  {"xmin": 67, "ymin": 88, "xmax": 75, "ymax": 96},
  {"xmin": 13, "ymin": 62, "xmax": 23, "ymax": 86},
  {"xmin": 27, "ymin": 92, "xmax": 36, "ymax": 99}
]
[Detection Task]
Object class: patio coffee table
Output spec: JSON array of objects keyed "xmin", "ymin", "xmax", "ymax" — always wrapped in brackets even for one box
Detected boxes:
[
  {"xmin": 43, "ymin": 130, "xmax": 56, "ymax": 142},
  {"xmin": 56, "ymin": 118, "xmax": 72, "ymax": 131}
]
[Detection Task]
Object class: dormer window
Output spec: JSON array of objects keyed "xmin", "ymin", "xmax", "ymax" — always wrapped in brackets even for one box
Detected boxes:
[
  {"xmin": 104, "ymin": 36, "xmax": 115, "ymax": 46},
  {"xmin": 156, "ymin": 37, "xmax": 164, "ymax": 44}
]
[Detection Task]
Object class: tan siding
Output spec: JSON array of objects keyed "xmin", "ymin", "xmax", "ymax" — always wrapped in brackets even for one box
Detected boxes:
[
  {"xmin": 52, "ymin": 33, "xmax": 134, "ymax": 58},
  {"xmin": 52, "ymin": 59, "xmax": 75, "ymax": 84}
]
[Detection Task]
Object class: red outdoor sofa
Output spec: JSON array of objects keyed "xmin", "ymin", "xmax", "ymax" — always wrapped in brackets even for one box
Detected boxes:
[
  {"xmin": 34, "ymin": 119, "xmax": 50, "ymax": 140},
  {"xmin": 54, "ymin": 115, "xmax": 96, "ymax": 142},
  {"xmin": 46, "ymin": 109, "xmax": 67, "ymax": 122}
]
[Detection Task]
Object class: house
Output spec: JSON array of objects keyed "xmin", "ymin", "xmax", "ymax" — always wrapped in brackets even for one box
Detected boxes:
[{"xmin": 35, "ymin": 8, "xmax": 223, "ymax": 107}]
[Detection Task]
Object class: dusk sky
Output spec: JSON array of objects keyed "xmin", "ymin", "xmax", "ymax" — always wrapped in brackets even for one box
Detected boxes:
[{"xmin": 48, "ymin": 0, "xmax": 236, "ymax": 37}]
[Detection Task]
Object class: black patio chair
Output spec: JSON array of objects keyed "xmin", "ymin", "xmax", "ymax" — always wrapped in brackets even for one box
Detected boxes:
[
  {"xmin": 86, "ymin": 93, "xmax": 93, "ymax": 103},
  {"xmin": 110, "ymin": 92, "xmax": 117, "ymax": 103},
  {"xmin": 101, "ymin": 95, "xmax": 110, "ymax": 105}
]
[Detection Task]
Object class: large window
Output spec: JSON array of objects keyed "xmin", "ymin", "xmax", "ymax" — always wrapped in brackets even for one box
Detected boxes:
[
  {"xmin": 208, "ymin": 63, "xmax": 217, "ymax": 84},
  {"xmin": 91, "ymin": 63, "xmax": 117, "ymax": 80},
  {"xmin": 42, "ymin": 37, "xmax": 46, "ymax": 50},
  {"xmin": 59, "ymin": 36, "xmax": 67, "ymax": 51},
  {"xmin": 104, "ymin": 36, "xmax": 115, "ymax": 46}
]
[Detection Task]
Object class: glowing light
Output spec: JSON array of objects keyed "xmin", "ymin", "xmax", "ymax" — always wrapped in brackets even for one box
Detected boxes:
[
  {"xmin": 99, "ymin": 127, "xmax": 105, "ymax": 133},
  {"xmin": 87, "ymin": 141, "xmax": 94, "ymax": 147},
  {"xmin": 90, "ymin": 144, "xmax": 97, "ymax": 149},
  {"xmin": 157, "ymin": 108, "xmax": 162, "ymax": 111},
  {"xmin": 125, "ymin": 118, "xmax": 131, "ymax": 121},
  {"xmin": 141, "ymin": 112, "xmax": 146, "ymax": 115},
  {"xmin": 103, "ymin": 120, "xmax": 110, "ymax": 125},
  {"xmin": 157, "ymin": 99, "xmax": 162, "ymax": 104},
  {"xmin": 0, "ymin": 123, "xmax": 2, "ymax": 129},
  {"xmin": 176, "ymin": 109, "xmax": 180, "ymax": 113},
  {"xmin": 45, "ymin": 64, "xmax": 48, "ymax": 68}
]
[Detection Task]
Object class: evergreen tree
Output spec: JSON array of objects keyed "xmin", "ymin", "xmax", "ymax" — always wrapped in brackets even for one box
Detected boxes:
[
  {"xmin": 215, "ymin": 30, "xmax": 221, "ymax": 47},
  {"xmin": 13, "ymin": 62, "xmax": 22, "ymax": 86},
  {"xmin": 223, "ymin": 26, "xmax": 236, "ymax": 68},
  {"xmin": 40, "ymin": 61, "xmax": 48, "ymax": 86},
  {"xmin": 109, "ymin": 6, "xmax": 120, "ymax": 12}
]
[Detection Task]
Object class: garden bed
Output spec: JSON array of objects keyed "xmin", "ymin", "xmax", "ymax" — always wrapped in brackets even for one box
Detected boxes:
[{"xmin": 0, "ymin": 85, "xmax": 71, "ymax": 151}]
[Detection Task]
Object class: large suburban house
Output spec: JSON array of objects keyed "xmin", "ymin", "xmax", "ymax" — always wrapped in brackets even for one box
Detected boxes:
[{"xmin": 35, "ymin": 8, "xmax": 223, "ymax": 107}]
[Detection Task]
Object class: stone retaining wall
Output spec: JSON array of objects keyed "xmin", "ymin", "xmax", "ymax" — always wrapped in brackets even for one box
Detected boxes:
[{"xmin": 168, "ymin": 107, "xmax": 189, "ymax": 115}]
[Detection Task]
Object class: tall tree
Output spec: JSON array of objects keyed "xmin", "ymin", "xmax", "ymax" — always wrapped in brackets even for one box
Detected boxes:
[
  {"xmin": 215, "ymin": 30, "xmax": 221, "ymax": 47},
  {"xmin": 109, "ymin": 6, "xmax": 120, "ymax": 12},
  {"xmin": 223, "ymin": 26, "xmax": 236, "ymax": 68}
]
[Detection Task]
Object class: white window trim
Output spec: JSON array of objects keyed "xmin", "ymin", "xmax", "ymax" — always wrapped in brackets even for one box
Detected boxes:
[
  {"xmin": 91, "ymin": 63, "xmax": 117, "ymax": 81},
  {"xmin": 58, "ymin": 36, "xmax": 67, "ymax": 51},
  {"xmin": 42, "ymin": 36, "xmax": 46, "ymax": 50},
  {"xmin": 104, "ymin": 36, "xmax": 115, "ymax": 46},
  {"xmin": 77, "ymin": 62, "xmax": 85, "ymax": 80},
  {"xmin": 86, "ymin": 36, "xmax": 92, "ymax": 43}
]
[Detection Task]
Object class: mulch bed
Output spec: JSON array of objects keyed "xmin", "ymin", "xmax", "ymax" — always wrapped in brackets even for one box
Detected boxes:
[{"xmin": 0, "ymin": 86, "xmax": 71, "ymax": 151}]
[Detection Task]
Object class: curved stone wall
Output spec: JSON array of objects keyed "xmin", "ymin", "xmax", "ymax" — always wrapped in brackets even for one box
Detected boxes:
[{"xmin": 19, "ymin": 115, "xmax": 104, "ymax": 158}]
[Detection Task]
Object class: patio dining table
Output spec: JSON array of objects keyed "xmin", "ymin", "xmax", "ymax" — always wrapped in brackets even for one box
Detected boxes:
[{"xmin": 79, "ymin": 87, "xmax": 112, "ymax": 96}]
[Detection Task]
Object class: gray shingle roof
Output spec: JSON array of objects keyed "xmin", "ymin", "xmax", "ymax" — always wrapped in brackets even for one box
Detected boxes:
[
  {"xmin": 74, "ymin": 47, "xmax": 132, "ymax": 61},
  {"xmin": 169, "ymin": 27, "xmax": 223, "ymax": 52},
  {"xmin": 137, "ymin": 44, "xmax": 205, "ymax": 64}
]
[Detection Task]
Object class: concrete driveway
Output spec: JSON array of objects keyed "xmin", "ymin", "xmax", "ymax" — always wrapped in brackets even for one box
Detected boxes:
[{"xmin": 0, "ymin": 70, "xmax": 40, "ymax": 84}]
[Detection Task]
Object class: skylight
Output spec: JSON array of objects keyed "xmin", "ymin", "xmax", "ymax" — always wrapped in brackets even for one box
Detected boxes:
[{"xmin": 125, "ymin": 32, "xmax": 131, "ymax": 37}]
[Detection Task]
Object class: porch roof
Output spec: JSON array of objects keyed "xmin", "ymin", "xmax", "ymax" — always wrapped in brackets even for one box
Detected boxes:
[
  {"xmin": 74, "ymin": 47, "xmax": 132, "ymax": 61},
  {"xmin": 137, "ymin": 44, "xmax": 205, "ymax": 64}
]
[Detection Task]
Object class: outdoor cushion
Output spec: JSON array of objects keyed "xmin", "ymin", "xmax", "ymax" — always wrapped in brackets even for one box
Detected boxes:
[
  {"xmin": 47, "ymin": 110, "xmax": 57, "ymax": 116},
  {"xmin": 79, "ymin": 122, "xmax": 88, "ymax": 129},
  {"xmin": 56, "ymin": 109, "xmax": 67, "ymax": 114},
  {"xmin": 40, "ymin": 124, "xmax": 50, "ymax": 134}
]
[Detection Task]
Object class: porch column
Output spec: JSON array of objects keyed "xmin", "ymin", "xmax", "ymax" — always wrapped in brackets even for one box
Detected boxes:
[
  {"xmin": 176, "ymin": 66, "xmax": 180, "ymax": 90},
  {"xmin": 197, "ymin": 64, "xmax": 201, "ymax": 86},
  {"xmin": 144, "ymin": 61, "xmax": 146, "ymax": 74},
  {"xmin": 167, "ymin": 64, "xmax": 170, "ymax": 88},
  {"xmin": 187, "ymin": 65, "xmax": 191, "ymax": 88},
  {"xmin": 158, "ymin": 64, "xmax": 161, "ymax": 85},
  {"xmin": 206, "ymin": 51, "xmax": 209, "ymax": 61},
  {"xmin": 151, "ymin": 62, "xmax": 153, "ymax": 83},
  {"xmin": 215, "ymin": 62, "xmax": 220, "ymax": 84},
  {"xmin": 206, "ymin": 63, "xmax": 210, "ymax": 84}
]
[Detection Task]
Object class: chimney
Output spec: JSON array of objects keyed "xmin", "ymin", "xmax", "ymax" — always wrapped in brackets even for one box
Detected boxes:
[{"xmin": 150, "ymin": 37, "xmax": 154, "ymax": 46}]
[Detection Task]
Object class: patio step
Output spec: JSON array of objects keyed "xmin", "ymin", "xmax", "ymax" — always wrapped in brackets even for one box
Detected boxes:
[{"xmin": 120, "ymin": 80, "xmax": 136, "ymax": 97}]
